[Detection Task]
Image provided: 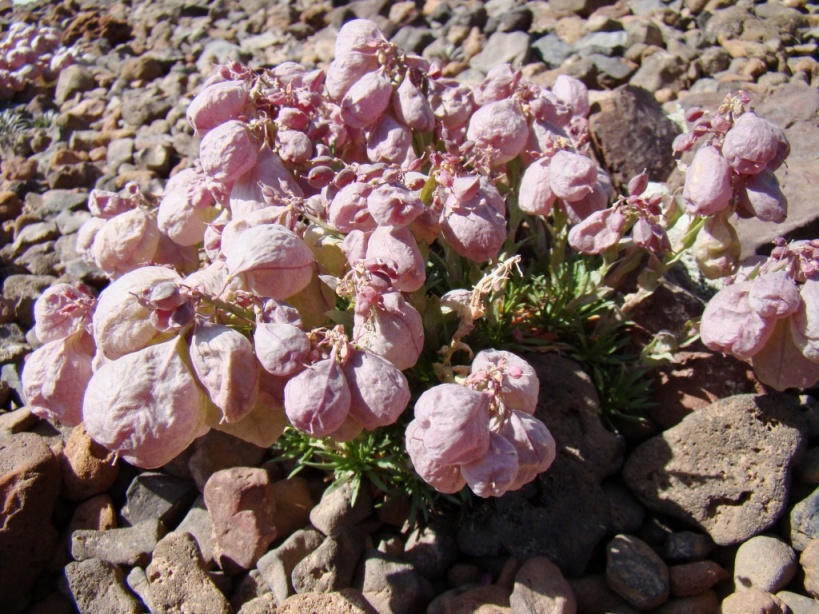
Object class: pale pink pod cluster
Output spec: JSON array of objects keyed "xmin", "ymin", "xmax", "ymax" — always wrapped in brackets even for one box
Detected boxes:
[
  {"xmin": 92, "ymin": 208, "xmax": 161, "ymax": 277},
  {"xmin": 157, "ymin": 168, "xmax": 217, "ymax": 246},
  {"xmin": 33, "ymin": 282, "xmax": 96, "ymax": 343},
  {"xmin": 441, "ymin": 182, "xmax": 507, "ymax": 263},
  {"xmin": 0, "ymin": 23, "xmax": 69, "ymax": 99},
  {"xmin": 683, "ymin": 145, "xmax": 733, "ymax": 216},
  {"xmin": 470, "ymin": 349, "xmax": 540, "ymax": 414},
  {"xmin": 353, "ymin": 290, "xmax": 423, "ymax": 370},
  {"xmin": 83, "ymin": 336, "xmax": 209, "ymax": 469},
  {"xmin": 465, "ymin": 99, "xmax": 528, "ymax": 167},
  {"xmin": 340, "ymin": 70, "xmax": 393, "ymax": 129},
  {"xmin": 230, "ymin": 146, "xmax": 303, "ymax": 219},
  {"xmin": 200, "ymin": 119, "xmax": 259, "ymax": 184},
  {"xmin": 254, "ymin": 321, "xmax": 310, "ymax": 377},
  {"xmin": 343, "ymin": 348, "xmax": 410, "ymax": 430},
  {"xmin": 568, "ymin": 208, "xmax": 627, "ymax": 255},
  {"xmin": 284, "ymin": 347, "xmax": 351, "ymax": 437},
  {"xmin": 365, "ymin": 225, "xmax": 426, "ymax": 292},
  {"xmin": 187, "ymin": 79, "xmax": 250, "ymax": 135}
]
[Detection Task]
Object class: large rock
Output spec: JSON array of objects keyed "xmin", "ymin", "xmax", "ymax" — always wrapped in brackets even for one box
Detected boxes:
[
  {"xmin": 509, "ymin": 556, "xmax": 577, "ymax": 613},
  {"xmin": 623, "ymin": 394, "xmax": 806, "ymax": 545},
  {"xmin": 63, "ymin": 558, "xmax": 142, "ymax": 614},
  {"xmin": 0, "ymin": 432, "xmax": 61, "ymax": 613},
  {"xmin": 589, "ymin": 85, "xmax": 681, "ymax": 191}
]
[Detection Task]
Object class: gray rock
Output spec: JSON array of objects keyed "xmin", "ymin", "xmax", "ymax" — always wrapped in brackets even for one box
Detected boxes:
[
  {"xmin": 532, "ymin": 33, "xmax": 574, "ymax": 68},
  {"xmin": 107, "ymin": 138, "xmax": 135, "ymax": 172},
  {"xmin": 28, "ymin": 190, "xmax": 89, "ymax": 219},
  {"xmin": 510, "ymin": 556, "xmax": 577, "ymax": 613},
  {"xmin": 353, "ymin": 549, "xmax": 435, "ymax": 614},
  {"xmin": 801, "ymin": 539, "xmax": 819, "ymax": 598},
  {"xmin": 604, "ymin": 481, "xmax": 646, "ymax": 535},
  {"xmin": 63, "ymin": 558, "xmax": 142, "ymax": 614},
  {"xmin": 663, "ymin": 531, "xmax": 715, "ymax": 562},
  {"xmin": 196, "ymin": 40, "xmax": 250, "ymax": 76},
  {"xmin": 629, "ymin": 51, "xmax": 687, "ymax": 93},
  {"xmin": 256, "ymin": 528, "xmax": 324, "ymax": 605},
  {"xmin": 390, "ymin": 26, "xmax": 435, "ymax": 54},
  {"xmin": 790, "ymin": 487, "xmax": 819, "ymax": 552},
  {"xmin": 776, "ymin": 590, "xmax": 819, "ymax": 614},
  {"xmin": 401, "ymin": 524, "xmax": 458, "ymax": 580},
  {"xmin": 1, "ymin": 364, "xmax": 24, "ymax": 405},
  {"xmin": 2, "ymin": 274, "xmax": 57, "ymax": 328},
  {"xmin": 576, "ymin": 30, "xmax": 629, "ymax": 56},
  {"xmin": 702, "ymin": 5, "xmax": 753, "ymax": 44},
  {"xmin": 653, "ymin": 591, "xmax": 720, "ymax": 614},
  {"xmin": 12, "ymin": 222, "xmax": 60, "ymax": 256},
  {"xmin": 625, "ymin": 19, "xmax": 664, "ymax": 47},
  {"xmin": 589, "ymin": 54, "xmax": 636, "ymax": 87},
  {"xmin": 231, "ymin": 569, "xmax": 272, "ymax": 612},
  {"xmin": 71, "ymin": 519, "xmax": 166, "ymax": 567},
  {"xmin": 549, "ymin": 0, "xmax": 614, "ymax": 16},
  {"xmin": 173, "ymin": 495, "xmax": 214, "ymax": 566},
  {"xmin": 291, "ymin": 526, "xmax": 366, "ymax": 594},
  {"xmin": 55, "ymin": 65, "xmax": 95, "ymax": 105},
  {"xmin": 734, "ymin": 535, "xmax": 797, "ymax": 593},
  {"xmin": 309, "ymin": 479, "xmax": 373, "ymax": 536},
  {"xmin": 121, "ymin": 471, "xmax": 198, "ymax": 529},
  {"xmin": 134, "ymin": 143, "xmax": 172, "ymax": 174},
  {"xmin": 188, "ymin": 429, "xmax": 268, "ymax": 491},
  {"xmin": 624, "ymin": 394, "xmax": 806, "ymax": 546},
  {"xmin": 237, "ymin": 593, "xmax": 278, "ymax": 614},
  {"xmin": 470, "ymin": 31, "xmax": 532, "ymax": 73},
  {"xmin": 427, "ymin": 584, "xmax": 512, "ymax": 614},
  {"xmin": 606, "ymin": 534, "xmax": 670, "ymax": 610},
  {"xmin": 54, "ymin": 209, "xmax": 91, "ymax": 235},
  {"xmin": 798, "ymin": 448, "xmax": 819, "ymax": 485},
  {"xmin": 125, "ymin": 566, "xmax": 158, "ymax": 612},
  {"xmin": 697, "ymin": 46, "xmax": 731, "ymax": 75},
  {"xmin": 568, "ymin": 575, "xmax": 628, "ymax": 613},
  {"xmin": 145, "ymin": 532, "xmax": 231, "ymax": 613},
  {"xmin": 120, "ymin": 89, "xmax": 173, "ymax": 127}
]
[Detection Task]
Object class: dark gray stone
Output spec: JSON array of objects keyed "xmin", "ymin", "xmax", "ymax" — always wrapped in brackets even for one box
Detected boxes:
[
  {"xmin": 353, "ymin": 549, "xmax": 435, "ymax": 614},
  {"xmin": 71, "ymin": 519, "xmax": 166, "ymax": 567},
  {"xmin": 291, "ymin": 526, "xmax": 366, "ymax": 594},
  {"xmin": 121, "ymin": 471, "xmax": 198, "ymax": 530},
  {"xmin": 63, "ymin": 558, "xmax": 142, "ymax": 614},
  {"xmin": 532, "ymin": 33, "xmax": 574, "ymax": 68},
  {"xmin": 606, "ymin": 534, "xmax": 670, "ymax": 609}
]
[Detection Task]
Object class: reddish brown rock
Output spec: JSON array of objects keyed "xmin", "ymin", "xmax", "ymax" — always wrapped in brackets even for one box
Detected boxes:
[
  {"xmin": 510, "ymin": 556, "xmax": 577, "ymax": 613},
  {"xmin": 1, "ymin": 159, "xmax": 37, "ymax": 182},
  {"xmin": 669, "ymin": 560, "xmax": 729, "ymax": 597},
  {"xmin": 427, "ymin": 584, "xmax": 512, "ymax": 614},
  {"xmin": 270, "ymin": 476, "xmax": 314, "ymax": 540},
  {"xmin": 0, "ymin": 191, "xmax": 23, "ymax": 222},
  {"xmin": 278, "ymin": 589, "xmax": 377, "ymax": 614},
  {"xmin": 60, "ymin": 423, "xmax": 119, "ymax": 502},
  {"xmin": 68, "ymin": 494, "xmax": 117, "ymax": 533},
  {"xmin": 204, "ymin": 467, "xmax": 277, "ymax": 575},
  {"xmin": 62, "ymin": 11, "xmax": 131, "ymax": 46}
]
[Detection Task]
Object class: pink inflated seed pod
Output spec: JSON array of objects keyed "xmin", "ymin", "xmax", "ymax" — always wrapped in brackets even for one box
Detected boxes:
[
  {"xmin": 700, "ymin": 280, "xmax": 775, "ymax": 360},
  {"xmin": 230, "ymin": 146, "xmax": 304, "ymax": 219},
  {"xmin": 465, "ymin": 99, "xmax": 528, "ymax": 166},
  {"xmin": 738, "ymin": 168, "xmax": 787, "ymax": 224},
  {"xmin": 329, "ymin": 182, "xmax": 376, "ymax": 233},
  {"xmin": 441, "ymin": 196, "xmax": 507, "ymax": 264},
  {"xmin": 518, "ymin": 157, "xmax": 556, "ymax": 216},
  {"xmin": 157, "ymin": 169, "xmax": 216, "ymax": 246},
  {"xmin": 200, "ymin": 119, "xmax": 258, "ymax": 184},
  {"xmin": 500, "ymin": 409, "xmax": 556, "ymax": 491},
  {"xmin": 552, "ymin": 74, "xmax": 590, "ymax": 118},
  {"xmin": 334, "ymin": 18, "xmax": 387, "ymax": 57},
  {"xmin": 393, "ymin": 76, "xmax": 435, "ymax": 132},
  {"xmin": 88, "ymin": 189, "xmax": 136, "ymax": 219},
  {"xmin": 722, "ymin": 111, "xmax": 786, "ymax": 176},
  {"xmin": 471, "ymin": 349, "xmax": 539, "ymax": 414},
  {"xmin": 568, "ymin": 208, "xmax": 626, "ymax": 255},
  {"xmin": 549, "ymin": 150, "xmax": 598, "ymax": 203},
  {"xmin": 92, "ymin": 208, "xmax": 161, "ymax": 277},
  {"xmin": 460, "ymin": 432, "xmax": 519, "ymax": 498},
  {"xmin": 366, "ymin": 114, "xmax": 417, "ymax": 167},
  {"xmin": 683, "ymin": 145, "xmax": 733, "ymax": 216},
  {"xmin": 343, "ymin": 348, "xmax": 411, "ymax": 430},
  {"xmin": 325, "ymin": 51, "xmax": 379, "ymax": 102},
  {"xmin": 406, "ymin": 419, "xmax": 466, "ymax": 494},
  {"xmin": 367, "ymin": 182, "xmax": 424, "ymax": 227},
  {"xmin": 366, "ymin": 225, "xmax": 425, "ymax": 292},
  {"xmin": 34, "ymin": 282, "xmax": 95, "ymax": 344},
  {"xmin": 254, "ymin": 322, "xmax": 310, "ymax": 378},
  {"xmin": 283, "ymin": 348, "xmax": 351, "ymax": 437},
  {"xmin": 187, "ymin": 79, "xmax": 250, "ymax": 136},
  {"xmin": 353, "ymin": 290, "xmax": 424, "ymax": 370},
  {"xmin": 340, "ymin": 70, "xmax": 393, "ymax": 129}
]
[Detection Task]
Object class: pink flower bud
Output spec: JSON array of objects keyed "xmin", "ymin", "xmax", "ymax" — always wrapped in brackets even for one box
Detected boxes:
[
  {"xmin": 460, "ymin": 432, "xmax": 519, "ymax": 498},
  {"xmin": 93, "ymin": 266, "xmax": 183, "ymax": 360},
  {"xmin": 406, "ymin": 419, "xmax": 466, "ymax": 494},
  {"xmin": 628, "ymin": 171, "xmax": 649, "ymax": 197},
  {"xmin": 393, "ymin": 76, "xmax": 435, "ymax": 132},
  {"xmin": 83, "ymin": 337, "xmax": 209, "ymax": 469},
  {"xmin": 341, "ymin": 70, "xmax": 393, "ymax": 129},
  {"xmin": 254, "ymin": 322, "xmax": 310, "ymax": 377},
  {"xmin": 683, "ymin": 145, "xmax": 733, "ymax": 216},
  {"xmin": 187, "ymin": 80, "xmax": 249, "ymax": 136},
  {"xmin": 283, "ymin": 349, "xmax": 351, "ymax": 437},
  {"xmin": 200, "ymin": 120, "xmax": 258, "ymax": 184},
  {"xmin": 518, "ymin": 157, "xmax": 556, "ymax": 216},
  {"xmin": 367, "ymin": 183, "xmax": 424, "ymax": 227},
  {"xmin": 343, "ymin": 348, "xmax": 411, "ymax": 430},
  {"xmin": 23, "ymin": 330, "xmax": 95, "ymax": 427},
  {"xmin": 191, "ymin": 322, "xmax": 259, "ymax": 424},
  {"xmin": 414, "ymin": 384, "xmax": 491, "ymax": 465},
  {"xmin": 325, "ymin": 51, "xmax": 379, "ymax": 102},
  {"xmin": 223, "ymin": 224, "xmax": 314, "ymax": 299},
  {"xmin": 366, "ymin": 225, "xmax": 425, "ymax": 292},
  {"xmin": 466, "ymin": 99, "xmax": 528, "ymax": 166},
  {"xmin": 93, "ymin": 209, "xmax": 161, "ymax": 277},
  {"xmin": 34, "ymin": 283, "xmax": 95, "ymax": 343}
]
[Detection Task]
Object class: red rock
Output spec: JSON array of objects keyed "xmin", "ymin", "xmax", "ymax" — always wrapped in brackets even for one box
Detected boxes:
[
  {"xmin": 270, "ymin": 476, "xmax": 314, "ymax": 540},
  {"xmin": 60, "ymin": 423, "xmax": 119, "ymax": 502},
  {"xmin": 669, "ymin": 560, "xmax": 729, "ymax": 597}
]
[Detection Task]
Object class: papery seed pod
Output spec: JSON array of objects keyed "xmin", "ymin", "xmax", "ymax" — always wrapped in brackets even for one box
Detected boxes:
[
  {"xmin": 552, "ymin": 74, "xmax": 590, "ymax": 118},
  {"xmin": 277, "ymin": 129, "xmax": 313, "ymax": 165},
  {"xmin": 334, "ymin": 18, "xmax": 387, "ymax": 57},
  {"xmin": 203, "ymin": 210, "xmax": 229, "ymax": 261},
  {"xmin": 327, "ymin": 415, "xmax": 365, "ymax": 442},
  {"xmin": 191, "ymin": 322, "xmax": 259, "ymax": 424},
  {"xmin": 631, "ymin": 218, "xmax": 670, "ymax": 254},
  {"xmin": 34, "ymin": 282, "xmax": 95, "ymax": 343},
  {"xmin": 22, "ymin": 329, "xmax": 95, "ymax": 427},
  {"xmin": 518, "ymin": 157, "xmax": 555, "ymax": 216},
  {"xmin": 223, "ymin": 224, "xmax": 314, "ymax": 300},
  {"xmin": 471, "ymin": 349, "xmax": 540, "ymax": 414},
  {"xmin": 367, "ymin": 182, "xmax": 424, "ymax": 227},
  {"xmin": 568, "ymin": 208, "xmax": 626, "ymax": 255},
  {"xmin": 326, "ymin": 51, "xmax": 379, "ymax": 102},
  {"xmin": 277, "ymin": 107, "xmax": 310, "ymax": 130},
  {"xmin": 529, "ymin": 90, "xmax": 571, "ymax": 128},
  {"xmin": 221, "ymin": 207, "xmax": 292, "ymax": 250},
  {"xmin": 366, "ymin": 225, "xmax": 426, "ymax": 292},
  {"xmin": 341, "ymin": 229, "xmax": 370, "ymax": 265},
  {"xmin": 700, "ymin": 280, "xmax": 775, "ymax": 360},
  {"xmin": 682, "ymin": 145, "xmax": 733, "ymax": 216},
  {"xmin": 329, "ymin": 182, "xmax": 376, "ymax": 233},
  {"xmin": 283, "ymin": 348, "xmax": 351, "ymax": 437},
  {"xmin": 258, "ymin": 298, "xmax": 303, "ymax": 327},
  {"xmin": 692, "ymin": 214, "xmax": 741, "ymax": 280},
  {"xmin": 341, "ymin": 70, "xmax": 393, "ymax": 129},
  {"xmin": 366, "ymin": 114, "xmax": 417, "ymax": 167},
  {"xmin": 353, "ymin": 290, "xmax": 424, "ymax": 370},
  {"xmin": 406, "ymin": 419, "xmax": 466, "ymax": 494},
  {"xmin": 563, "ymin": 167, "xmax": 611, "ymax": 223},
  {"xmin": 722, "ymin": 111, "xmax": 786, "ymax": 175},
  {"xmin": 499, "ymin": 409, "xmax": 556, "ymax": 490},
  {"xmin": 230, "ymin": 146, "xmax": 304, "ymax": 219},
  {"xmin": 473, "ymin": 63, "xmax": 519, "ymax": 106},
  {"xmin": 738, "ymin": 168, "xmax": 787, "ymax": 223},
  {"xmin": 465, "ymin": 99, "xmax": 528, "ymax": 166},
  {"xmin": 414, "ymin": 383, "xmax": 491, "ymax": 465},
  {"xmin": 441, "ymin": 197, "xmax": 507, "ymax": 264},
  {"xmin": 212, "ymin": 385, "xmax": 289, "ymax": 448},
  {"xmin": 549, "ymin": 150, "xmax": 598, "ymax": 203},
  {"xmin": 460, "ymin": 432, "xmax": 520, "ymax": 498},
  {"xmin": 93, "ymin": 208, "xmax": 161, "ymax": 277},
  {"xmin": 393, "ymin": 76, "xmax": 435, "ymax": 132},
  {"xmin": 628, "ymin": 171, "xmax": 649, "ymax": 197},
  {"xmin": 303, "ymin": 223, "xmax": 348, "ymax": 277},
  {"xmin": 254, "ymin": 322, "xmax": 310, "ymax": 377},
  {"xmin": 748, "ymin": 271, "xmax": 802, "ymax": 319},
  {"xmin": 157, "ymin": 169, "xmax": 217, "ymax": 246},
  {"xmin": 793, "ymin": 278, "xmax": 819, "ymax": 362},
  {"xmin": 751, "ymin": 318, "xmax": 819, "ymax": 391},
  {"xmin": 88, "ymin": 189, "xmax": 135, "ymax": 219},
  {"xmin": 83, "ymin": 337, "xmax": 209, "ymax": 469},
  {"xmin": 187, "ymin": 79, "xmax": 249, "ymax": 136},
  {"xmin": 93, "ymin": 266, "xmax": 183, "ymax": 360},
  {"xmin": 343, "ymin": 348, "xmax": 411, "ymax": 430},
  {"xmin": 200, "ymin": 119, "xmax": 259, "ymax": 184},
  {"xmin": 430, "ymin": 79, "xmax": 476, "ymax": 129}
]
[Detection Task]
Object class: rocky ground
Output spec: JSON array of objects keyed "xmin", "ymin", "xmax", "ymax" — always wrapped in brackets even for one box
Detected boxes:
[{"xmin": 1, "ymin": 0, "xmax": 819, "ymax": 612}]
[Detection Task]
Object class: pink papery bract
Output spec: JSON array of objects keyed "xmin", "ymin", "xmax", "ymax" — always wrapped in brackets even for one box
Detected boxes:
[
  {"xmin": 460, "ymin": 432, "xmax": 519, "ymax": 498},
  {"xmin": 441, "ymin": 194, "xmax": 507, "ymax": 264},
  {"xmin": 700, "ymin": 280, "xmax": 775, "ymax": 360},
  {"xmin": 499, "ymin": 409, "xmax": 556, "ymax": 490},
  {"xmin": 414, "ymin": 383, "xmax": 491, "ymax": 465},
  {"xmin": 740, "ymin": 168, "xmax": 787, "ymax": 223},
  {"xmin": 343, "ymin": 348, "xmax": 411, "ymax": 430},
  {"xmin": 191, "ymin": 322, "xmax": 259, "ymax": 424},
  {"xmin": 367, "ymin": 182, "xmax": 423, "ymax": 228},
  {"xmin": 406, "ymin": 419, "xmax": 466, "ymax": 494},
  {"xmin": 366, "ymin": 114, "xmax": 416, "ymax": 167},
  {"xmin": 23, "ymin": 329, "xmax": 95, "ymax": 427},
  {"xmin": 88, "ymin": 189, "xmax": 136, "ymax": 219},
  {"xmin": 329, "ymin": 182, "xmax": 376, "ymax": 233},
  {"xmin": 34, "ymin": 282, "xmax": 95, "ymax": 343},
  {"xmin": 722, "ymin": 112, "xmax": 785, "ymax": 176},
  {"xmin": 568, "ymin": 208, "xmax": 626, "ymax": 255},
  {"xmin": 230, "ymin": 146, "xmax": 303, "ymax": 219},
  {"xmin": 223, "ymin": 223, "xmax": 314, "ymax": 300},
  {"xmin": 254, "ymin": 322, "xmax": 310, "ymax": 377},
  {"xmin": 353, "ymin": 290, "xmax": 424, "ymax": 370},
  {"xmin": 157, "ymin": 169, "xmax": 216, "ymax": 246},
  {"xmin": 549, "ymin": 150, "xmax": 598, "ymax": 203},
  {"xmin": 518, "ymin": 157, "xmax": 556, "ymax": 216},
  {"xmin": 552, "ymin": 74, "xmax": 590, "ymax": 118},
  {"xmin": 365, "ymin": 225, "xmax": 425, "ymax": 292},
  {"xmin": 471, "ymin": 349, "xmax": 540, "ymax": 414},
  {"xmin": 326, "ymin": 51, "xmax": 379, "ymax": 102},
  {"xmin": 200, "ymin": 119, "xmax": 259, "ymax": 184},
  {"xmin": 341, "ymin": 70, "xmax": 393, "ymax": 129},
  {"xmin": 83, "ymin": 336, "xmax": 209, "ymax": 469},
  {"xmin": 334, "ymin": 18, "xmax": 387, "ymax": 57},
  {"xmin": 752, "ymin": 318, "xmax": 819, "ymax": 391},
  {"xmin": 683, "ymin": 145, "xmax": 733, "ymax": 216},
  {"xmin": 747, "ymin": 271, "xmax": 802, "ymax": 319},
  {"xmin": 92, "ymin": 208, "xmax": 161, "ymax": 277},
  {"xmin": 793, "ymin": 278, "xmax": 819, "ymax": 362},
  {"xmin": 93, "ymin": 266, "xmax": 182, "ymax": 360},
  {"xmin": 76, "ymin": 217, "xmax": 107, "ymax": 265},
  {"xmin": 187, "ymin": 79, "xmax": 249, "ymax": 136},
  {"xmin": 393, "ymin": 76, "xmax": 435, "ymax": 132},
  {"xmin": 283, "ymin": 349, "xmax": 351, "ymax": 437},
  {"xmin": 465, "ymin": 99, "xmax": 528, "ymax": 166}
]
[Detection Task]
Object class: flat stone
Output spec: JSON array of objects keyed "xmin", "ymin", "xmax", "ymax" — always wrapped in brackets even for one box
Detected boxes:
[
  {"xmin": 292, "ymin": 527, "xmax": 366, "ymax": 594},
  {"xmin": 401, "ymin": 524, "xmax": 458, "ymax": 580},
  {"xmin": 189, "ymin": 429, "xmax": 268, "ymax": 491},
  {"xmin": 270, "ymin": 476, "xmax": 314, "ymax": 540},
  {"xmin": 353, "ymin": 549, "xmax": 435, "ymax": 614},
  {"xmin": 606, "ymin": 534, "xmax": 670, "ymax": 610},
  {"xmin": 624, "ymin": 394, "xmax": 806, "ymax": 546},
  {"xmin": 669, "ymin": 560, "xmax": 729, "ymax": 597},
  {"xmin": 510, "ymin": 556, "xmax": 577, "ymax": 613},
  {"xmin": 33, "ymin": 190, "xmax": 89, "ymax": 218},
  {"xmin": 309, "ymin": 479, "xmax": 373, "ymax": 536},
  {"xmin": 470, "ymin": 31, "xmax": 532, "ymax": 73},
  {"xmin": 0, "ymin": 407, "xmax": 37, "ymax": 434},
  {"xmin": 734, "ymin": 535, "xmax": 797, "ymax": 593},
  {"xmin": 277, "ymin": 588, "xmax": 377, "ymax": 614},
  {"xmin": 428, "ymin": 584, "xmax": 512, "ymax": 614},
  {"xmin": 257, "ymin": 527, "xmax": 325, "ymax": 605},
  {"xmin": 68, "ymin": 494, "xmax": 118, "ymax": 534},
  {"xmin": 60, "ymin": 422, "xmax": 119, "ymax": 502},
  {"xmin": 173, "ymin": 495, "xmax": 214, "ymax": 566},
  {"xmin": 63, "ymin": 558, "xmax": 142, "ymax": 614},
  {"xmin": 121, "ymin": 471, "xmax": 198, "ymax": 529},
  {"xmin": 776, "ymin": 589, "xmax": 819, "ymax": 614},
  {"xmin": 71, "ymin": 519, "xmax": 166, "ymax": 567}
]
